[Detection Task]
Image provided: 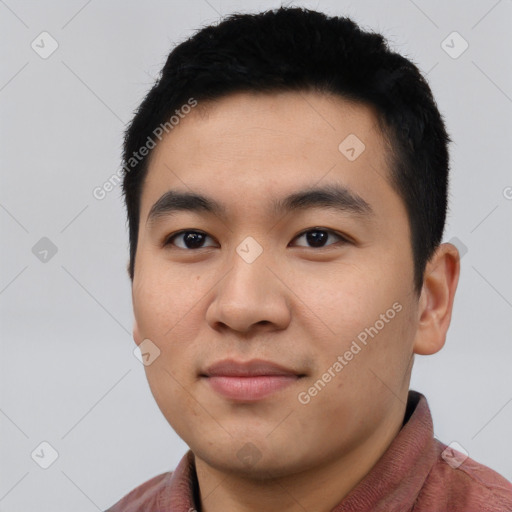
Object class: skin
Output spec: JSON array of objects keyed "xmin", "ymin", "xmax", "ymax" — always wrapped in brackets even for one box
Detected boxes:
[{"xmin": 131, "ymin": 90, "xmax": 460, "ymax": 512}]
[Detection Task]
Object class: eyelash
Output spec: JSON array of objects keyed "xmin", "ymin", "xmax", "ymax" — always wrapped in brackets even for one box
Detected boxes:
[{"xmin": 163, "ymin": 228, "xmax": 350, "ymax": 250}]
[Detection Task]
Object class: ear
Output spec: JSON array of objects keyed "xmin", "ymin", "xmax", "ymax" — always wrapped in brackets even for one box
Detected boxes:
[{"xmin": 413, "ymin": 242, "xmax": 460, "ymax": 356}]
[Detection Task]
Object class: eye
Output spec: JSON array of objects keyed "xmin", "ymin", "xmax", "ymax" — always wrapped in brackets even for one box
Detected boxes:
[
  {"xmin": 163, "ymin": 227, "xmax": 349, "ymax": 251},
  {"xmin": 291, "ymin": 228, "xmax": 348, "ymax": 248},
  {"xmin": 164, "ymin": 230, "xmax": 217, "ymax": 250}
]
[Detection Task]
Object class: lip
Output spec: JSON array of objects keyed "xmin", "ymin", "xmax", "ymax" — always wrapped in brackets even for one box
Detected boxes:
[
  {"xmin": 203, "ymin": 358, "xmax": 301, "ymax": 377},
  {"xmin": 201, "ymin": 359, "xmax": 304, "ymax": 401}
]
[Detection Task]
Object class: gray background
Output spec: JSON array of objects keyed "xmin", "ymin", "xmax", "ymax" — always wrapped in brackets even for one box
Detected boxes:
[{"xmin": 1, "ymin": 0, "xmax": 511, "ymax": 510}]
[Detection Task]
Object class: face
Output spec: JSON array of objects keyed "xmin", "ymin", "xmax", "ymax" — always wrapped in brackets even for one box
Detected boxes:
[{"xmin": 131, "ymin": 91, "xmax": 422, "ymax": 477}]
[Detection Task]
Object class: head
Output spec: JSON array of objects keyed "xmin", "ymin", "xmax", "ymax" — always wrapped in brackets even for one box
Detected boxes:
[{"xmin": 123, "ymin": 7, "xmax": 459, "ymax": 479}]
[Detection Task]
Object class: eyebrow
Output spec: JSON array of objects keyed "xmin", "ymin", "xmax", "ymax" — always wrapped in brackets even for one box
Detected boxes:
[{"xmin": 145, "ymin": 184, "xmax": 374, "ymax": 226}]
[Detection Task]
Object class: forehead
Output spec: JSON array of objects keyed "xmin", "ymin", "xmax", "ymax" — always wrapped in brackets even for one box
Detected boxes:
[{"xmin": 139, "ymin": 90, "xmax": 400, "ymax": 224}]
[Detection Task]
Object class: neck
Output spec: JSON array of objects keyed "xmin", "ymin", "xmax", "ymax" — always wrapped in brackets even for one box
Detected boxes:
[{"xmin": 194, "ymin": 402, "xmax": 406, "ymax": 512}]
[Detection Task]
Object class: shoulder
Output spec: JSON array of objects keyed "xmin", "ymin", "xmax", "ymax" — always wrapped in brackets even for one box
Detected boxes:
[
  {"xmin": 104, "ymin": 472, "xmax": 172, "ymax": 512},
  {"xmin": 416, "ymin": 440, "xmax": 512, "ymax": 511}
]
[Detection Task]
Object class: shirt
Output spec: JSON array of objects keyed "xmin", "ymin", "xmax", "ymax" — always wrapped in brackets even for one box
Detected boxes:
[{"xmin": 105, "ymin": 390, "xmax": 512, "ymax": 511}]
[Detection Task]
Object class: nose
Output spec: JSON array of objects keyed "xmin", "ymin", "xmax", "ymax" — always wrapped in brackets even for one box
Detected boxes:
[{"xmin": 205, "ymin": 249, "xmax": 292, "ymax": 334}]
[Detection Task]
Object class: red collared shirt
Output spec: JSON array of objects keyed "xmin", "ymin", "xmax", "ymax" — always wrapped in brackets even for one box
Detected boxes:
[{"xmin": 105, "ymin": 391, "xmax": 512, "ymax": 511}]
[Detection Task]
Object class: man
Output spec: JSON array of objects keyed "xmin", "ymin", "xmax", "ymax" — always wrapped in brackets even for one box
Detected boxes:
[{"xmin": 106, "ymin": 6, "xmax": 512, "ymax": 511}]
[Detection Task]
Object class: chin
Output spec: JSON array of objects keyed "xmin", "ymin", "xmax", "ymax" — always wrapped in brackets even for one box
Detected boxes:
[{"xmin": 192, "ymin": 439, "xmax": 311, "ymax": 480}]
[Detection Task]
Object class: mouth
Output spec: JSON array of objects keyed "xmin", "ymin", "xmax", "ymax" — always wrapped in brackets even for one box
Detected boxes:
[{"xmin": 200, "ymin": 359, "xmax": 306, "ymax": 402}]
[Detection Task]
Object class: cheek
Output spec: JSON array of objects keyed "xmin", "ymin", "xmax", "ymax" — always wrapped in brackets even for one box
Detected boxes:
[
  {"xmin": 133, "ymin": 267, "xmax": 210, "ymax": 377},
  {"xmin": 293, "ymin": 265, "xmax": 390, "ymax": 347},
  {"xmin": 133, "ymin": 268, "xmax": 200, "ymax": 341},
  {"xmin": 144, "ymin": 364, "xmax": 196, "ymax": 440},
  {"xmin": 301, "ymin": 264, "xmax": 413, "ymax": 379}
]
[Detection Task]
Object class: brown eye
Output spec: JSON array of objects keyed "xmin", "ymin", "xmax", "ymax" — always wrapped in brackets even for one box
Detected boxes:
[
  {"xmin": 291, "ymin": 228, "xmax": 347, "ymax": 248},
  {"xmin": 165, "ymin": 230, "xmax": 217, "ymax": 249}
]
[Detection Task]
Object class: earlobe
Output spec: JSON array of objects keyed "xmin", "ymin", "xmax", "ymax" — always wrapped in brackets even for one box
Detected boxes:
[{"xmin": 413, "ymin": 243, "xmax": 461, "ymax": 356}]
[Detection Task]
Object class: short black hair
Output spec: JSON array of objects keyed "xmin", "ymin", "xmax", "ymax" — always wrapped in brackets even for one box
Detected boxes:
[{"xmin": 122, "ymin": 6, "xmax": 450, "ymax": 293}]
